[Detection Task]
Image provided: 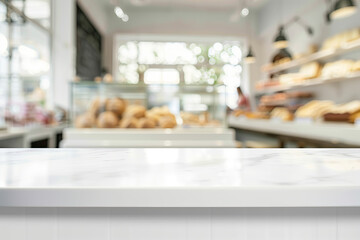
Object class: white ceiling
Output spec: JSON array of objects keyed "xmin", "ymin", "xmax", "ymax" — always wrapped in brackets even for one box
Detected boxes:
[{"xmin": 116, "ymin": 0, "xmax": 268, "ymax": 10}]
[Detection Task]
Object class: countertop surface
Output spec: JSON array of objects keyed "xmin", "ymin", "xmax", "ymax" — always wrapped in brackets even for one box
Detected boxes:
[{"xmin": 1, "ymin": 148, "xmax": 360, "ymax": 207}]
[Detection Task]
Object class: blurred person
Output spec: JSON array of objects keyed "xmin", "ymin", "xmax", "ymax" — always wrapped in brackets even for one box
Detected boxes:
[{"xmin": 236, "ymin": 86, "xmax": 250, "ymax": 111}]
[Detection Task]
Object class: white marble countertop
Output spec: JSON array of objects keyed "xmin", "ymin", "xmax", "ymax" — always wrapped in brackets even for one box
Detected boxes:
[{"xmin": 1, "ymin": 148, "xmax": 360, "ymax": 207}]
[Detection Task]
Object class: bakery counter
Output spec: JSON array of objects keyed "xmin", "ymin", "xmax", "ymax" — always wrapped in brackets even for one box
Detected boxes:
[
  {"xmin": 0, "ymin": 129, "xmax": 26, "ymax": 147},
  {"xmin": 5, "ymin": 124, "xmax": 67, "ymax": 148},
  {"xmin": 228, "ymin": 115, "xmax": 360, "ymax": 147},
  {"xmin": 1, "ymin": 148, "xmax": 360, "ymax": 239},
  {"xmin": 61, "ymin": 127, "xmax": 236, "ymax": 148}
]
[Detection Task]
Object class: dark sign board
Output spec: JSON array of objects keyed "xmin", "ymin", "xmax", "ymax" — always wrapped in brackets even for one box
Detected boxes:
[{"xmin": 76, "ymin": 4, "xmax": 102, "ymax": 80}]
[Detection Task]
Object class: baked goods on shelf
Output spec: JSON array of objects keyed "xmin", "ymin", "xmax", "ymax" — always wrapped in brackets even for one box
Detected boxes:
[
  {"xmin": 270, "ymin": 107, "xmax": 294, "ymax": 121},
  {"xmin": 323, "ymin": 101, "xmax": 360, "ymax": 123},
  {"xmin": 262, "ymin": 28, "xmax": 360, "ymax": 73},
  {"xmin": 299, "ymin": 62, "xmax": 322, "ymax": 79},
  {"xmin": 321, "ymin": 60, "xmax": 356, "ymax": 78},
  {"xmin": 322, "ymin": 28, "xmax": 360, "ymax": 51},
  {"xmin": 279, "ymin": 62, "xmax": 322, "ymax": 84},
  {"xmin": 255, "ymin": 80, "xmax": 281, "ymax": 90},
  {"xmin": 295, "ymin": 100, "xmax": 335, "ymax": 119},
  {"xmin": 351, "ymin": 60, "xmax": 360, "ymax": 72},
  {"xmin": 259, "ymin": 92, "xmax": 313, "ymax": 112},
  {"xmin": 245, "ymin": 112, "xmax": 270, "ymax": 120}
]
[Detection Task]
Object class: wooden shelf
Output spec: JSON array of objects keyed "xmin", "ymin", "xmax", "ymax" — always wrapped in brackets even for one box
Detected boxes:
[
  {"xmin": 255, "ymin": 71, "xmax": 360, "ymax": 96},
  {"xmin": 264, "ymin": 40, "xmax": 360, "ymax": 75}
]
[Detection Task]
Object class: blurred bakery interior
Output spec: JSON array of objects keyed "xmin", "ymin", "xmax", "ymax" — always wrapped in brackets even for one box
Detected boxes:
[{"xmin": 0, "ymin": 0, "xmax": 360, "ymax": 148}]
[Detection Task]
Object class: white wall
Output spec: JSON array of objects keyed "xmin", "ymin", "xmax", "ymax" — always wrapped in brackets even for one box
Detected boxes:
[
  {"xmin": 254, "ymin": 0, "xmax": 360, "ymax": 104},
  {"xmin": 52, "ymin": 0, "xmax": 76, "ymax": 109},
  {"xmin": 89, "ymin": 3, "xmax": 257, "ymax": 76}
]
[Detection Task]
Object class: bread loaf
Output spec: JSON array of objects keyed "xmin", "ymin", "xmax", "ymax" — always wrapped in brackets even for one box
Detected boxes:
[
  {"xmin": 106, "ymin": 98, "xmax": 127, "ymax": 117},
  {"xmin": 97, "ymin": 111, "xmax": 119, "ymax": 128},
  {"xmin": 75, "ymin": 113, "xmax": 95, "ymax": 128}
]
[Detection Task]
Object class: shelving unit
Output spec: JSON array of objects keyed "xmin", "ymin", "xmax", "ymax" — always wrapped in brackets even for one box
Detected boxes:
[
  {"xmin": 255, "ymin": 71, "xmax": 360, "ymax": 95},
  {"xmin": 264, "ymin": 39, "xmax": 360, "ymax": 75},
  {"xmin": 228, "ymin": 115, "xmax": 360, "ymax": 147}
]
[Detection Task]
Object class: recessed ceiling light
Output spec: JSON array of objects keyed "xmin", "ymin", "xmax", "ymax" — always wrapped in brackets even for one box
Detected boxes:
[
  {"xmin": 114, "ymin": 6, "xmax": 125, "ymax": 18},
  {"xmin": 241, "ymin": 8, "xmax": 249, "ymax": 17},
  {"xmin": 122, "ymin": 14, "xmax": 129, "ymax": 22}
]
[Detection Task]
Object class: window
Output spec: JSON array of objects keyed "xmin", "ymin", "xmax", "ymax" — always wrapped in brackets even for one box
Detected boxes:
[
  {"xmin": 144, "ymin": 68, "xmax": 180, "ymax": 85},
  {"xmin": 115, "ymin": 38, "xmax": 244, "ymax": 109}
]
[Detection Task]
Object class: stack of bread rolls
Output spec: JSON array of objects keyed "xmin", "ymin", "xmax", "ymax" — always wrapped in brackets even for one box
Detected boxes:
[{"xmin": 75, "ymin": 98, "xmax": 177, "ymax": 129}]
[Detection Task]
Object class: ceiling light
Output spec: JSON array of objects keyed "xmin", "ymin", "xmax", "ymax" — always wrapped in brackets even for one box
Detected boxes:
[
  {"xmin": 273, "ymin": 26, "xmax": 288, "ymax": 49},
  {"xmin": 245, "ymin": 47, "xmax": 256, "ymax": 64},
  {"xmin": 241, "ymin": 8, "xmax": 249, "ymax": 17},
  {"xmin": 330, "ymin": 0, "xmax": 357, "ymax": 19},
  {"xmin": 122, "ymin": 14, "xmax": 129, "ymax": 22},
  {"xmin": 114, "ymin": 6, "xmax": 125, "ymax": 18}
]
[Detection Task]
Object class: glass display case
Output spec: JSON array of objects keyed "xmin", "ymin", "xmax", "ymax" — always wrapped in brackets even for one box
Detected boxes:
[
  {"xmin": 0, "ymin": 0, "xmax": 52, "ymax": 127},
  {"xmin": 70, "ymin": 81, "xmax": 226, "ymax": 128}
]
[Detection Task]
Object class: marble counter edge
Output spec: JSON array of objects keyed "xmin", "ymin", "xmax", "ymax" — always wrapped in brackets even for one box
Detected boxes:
[{"xmin": 1, "ymin": 186, "xmax": 360, "ymax": 207}]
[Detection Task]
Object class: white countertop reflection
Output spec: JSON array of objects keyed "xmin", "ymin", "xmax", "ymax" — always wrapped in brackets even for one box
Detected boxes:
[{"xmin": 1, "ymin": 148, "xmax": 360, "ymax": 207}]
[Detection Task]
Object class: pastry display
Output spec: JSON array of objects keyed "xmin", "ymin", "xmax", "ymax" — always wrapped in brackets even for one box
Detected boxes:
[
  {"xmin": 75, "ymin": 97, "xmax": 179, "ymax": 129},
  {"xmin": 350, "ymin": 112, "xmax": 360, "ymax": 123},
  {"xmin": 89, "ymin": 98, "xmax": 106, "ymax": 117},
  {"xmin": 278, "ymin": 62, "xmax": 322, "ymax": 84},
  {"xmin": 119, "ymin": 117, "xmax": 139, "ymax": 128},
  {"xmin": 158, "ymin": 116, "xmax": 177, "ymax": 129},
  {"xmin": 279, "ymin": 73, "xmax": 304, "ymax": 84},
  {"xmin": 137, "ymin": 118, "xmax": 156, "ymax": 128},
  {"xmin": 75, "ymin": 113, "xmax": 95, "ymax": 128},
  {"xmin": 270, "ymin": 107, "xmax": 294, "ymax": 121},
  {"xmin": 106, "ymin": 98, "xmax": 127, "ymax": 117},
  {"xmin": 97, "ymin": 111, "xmax": 119, "ymax": 128},
  {"xmin": 123, "ymin": 105, "xmax": 146, "ymax": 119},
  {"xmin": 321, "ymin": 60, "xmax": 355, "ymax": 78},
  {"xmin": 351, "ymin": 60, "xmax": 360, "ymax": 72},
  {"xmin": 298, "ymin": 62, "xmax": 322, "ymax": 79},
  {"xmin": 180, "ymin": 112, "xmax": 219, "ymax": 126},
  {"xmin": 255, "ymin": 80, "xmax": 281, "ymax": 90},
  {"xmin": 323, "ymin": 101, "xmax": 360, "ymax": 123},
  {"xmin": 259, "ymin": 92, "xmax": 313, "ymax": 112},
  {"xmin": 295, "ymin": 100, "xmax": 335, "ymax": 119},
  {"xmin": 322, "ymin": 28, "xmax": 360, "ymax": 51},
  {"xmin": 245, "ymin": 112, "xmax": 270, "ymax": 120}
]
